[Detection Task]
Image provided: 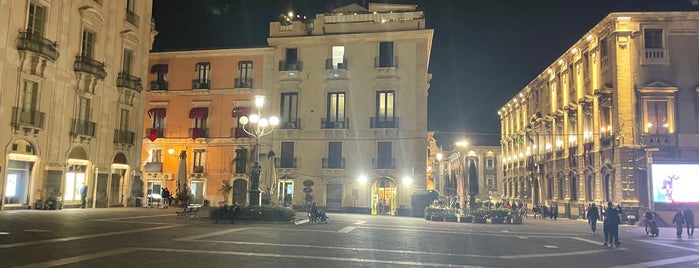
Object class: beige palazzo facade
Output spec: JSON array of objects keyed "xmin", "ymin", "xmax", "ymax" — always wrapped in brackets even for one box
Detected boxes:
[
  {"xmin": 0, "ymin": 0, "xmax": 154, "ymax": 210},
  {"xmin": 499, "ymin": 12, "xmax": 699, "ymax": 223}
]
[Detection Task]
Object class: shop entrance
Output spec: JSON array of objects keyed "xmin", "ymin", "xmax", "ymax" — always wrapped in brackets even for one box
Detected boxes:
[{"xmin": 372, "ymin": 177, "xmax": 397, "ymax": 215}]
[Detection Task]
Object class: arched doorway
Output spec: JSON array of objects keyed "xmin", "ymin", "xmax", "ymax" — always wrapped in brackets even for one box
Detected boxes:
[
  {"xmin": 557, "ymin": 172, "xmax": 565, "ymax": 200},
  {"xmin": 546, "ymin": 175, "xmax": 554, "ymax": 200},
  {"xmin": 277, "ymin": 175, "xmax": 293, "ymax": 207},
  {"xmin": 602, "ymin": 165, "xmax": 615, "ymax": 202},
  {"xmin": 5, "ymin": 139, "xmax": 38, "ymax": 207},
  {"xmin": 65, "ymin": 147, "xmax": 90, "ymax": 207},
  {"xmin": 372, "ymin": 177, "xmax": 396, "ymax": 215},
  {"xmin": 584, "ymin": 169, "xmax": 595, "ymax": 202},
  {"xmin": 109, "ymin": 153, "xmax": 129, "ymax": 206},
  {"xmin": 569, "ymin": 171, "xmax": 578, "ymax": 201}
]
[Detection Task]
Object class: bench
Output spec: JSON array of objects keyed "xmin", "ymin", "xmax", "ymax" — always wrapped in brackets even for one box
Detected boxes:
[{"xmin": 211, "ymin": 206, "xmax": 239, "ymax": 224}]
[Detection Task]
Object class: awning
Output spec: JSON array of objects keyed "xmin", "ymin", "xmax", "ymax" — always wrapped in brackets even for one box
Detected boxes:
[
  {"xmin": 150, "ymin": 64, "xmax": 169, "ymax": 74},
  {"xmin": 189, "ymin": 107, "xmax": 209, "ymax": 119},
  {"xmin": 148, "ymin": 108, "xmax": 166, "ymax": 118},
  {"xmin": 232, "ymin": 106, "xmax": 250, "ymax": 117}
]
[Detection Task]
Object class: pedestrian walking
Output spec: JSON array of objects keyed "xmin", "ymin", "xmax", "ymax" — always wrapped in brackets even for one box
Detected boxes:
[
  {"xmin": 161, "ymin": 187, "xmax": 170, "ymax": 208},
  {"xmin": 79, "ymin": 183, "xmax": 88, "ymax": 209},
  {"xmin": 673, "ymin": 210, "xmax": 685, "ymax": 238},
  {"xmin": 684, "ymin": 207, "xmax": 694, "ymax": 238},
  {"xmin": 587, "ymin": 203, "xmax": 599, "ymax": 234},
  {"xmin": 602, "ymin": 202, "xmax": 621, "ymax": 247},
  {"xmin": 551, "ymin": 204, "xmax": 558, "ymax": 220}
]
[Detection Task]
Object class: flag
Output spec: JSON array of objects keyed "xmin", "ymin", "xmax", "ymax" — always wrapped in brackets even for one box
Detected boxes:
[{"xmin": 148, "ymin": 128, "xmax": 159, "ymax": 142}]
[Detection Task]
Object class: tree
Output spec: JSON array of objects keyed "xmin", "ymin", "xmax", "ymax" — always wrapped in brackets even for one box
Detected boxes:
[{"xmin": 218, "ymin": 180, "xmax": 233, "ymax": 204}]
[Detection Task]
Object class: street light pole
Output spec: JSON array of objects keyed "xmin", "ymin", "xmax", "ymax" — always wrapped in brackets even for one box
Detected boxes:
[
  {"xmin": 644, "ymin": 148, "xmax": 659, "ymax": 212},
  {"xmin": 239, "ymin": 95, "xmax": 279, "ymax": 206}
]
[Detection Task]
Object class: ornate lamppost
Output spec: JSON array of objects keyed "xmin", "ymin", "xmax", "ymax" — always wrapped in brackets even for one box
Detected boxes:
[{"xmin": 238, "ymin": 95, "xmax": 279, "ymax": 206}]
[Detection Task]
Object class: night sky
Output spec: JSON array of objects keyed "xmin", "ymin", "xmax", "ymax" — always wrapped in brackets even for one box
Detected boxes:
[{"xmin": 152, "ymin": 0, "xmax": 698, "ymax": 147}]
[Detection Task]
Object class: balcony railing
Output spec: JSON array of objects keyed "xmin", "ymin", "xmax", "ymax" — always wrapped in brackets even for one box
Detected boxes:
[
  {"xmin": 640, "ymin": 133, "xmax": 678, "ymax": 147},
  {"xmin": 125, "ymin": 9, "xmax": 140, "ymax": 26},
  {"xmin": 143, "ymin": 162, "xmax": 163, "ymax": 172},
  {"xmin": 74, "ymin": 56, "xmax": 107, "ymax": 79},
  {"xmin": 321, "ymin": 118, "xmax": 349, "ymax": 129},
  {"xmin": 192, "ymin": 79, "xmax": 210, "ymax": 89},
  {"xmin": 148, "ymin": 128, "xmax": 165, "ymax": 138},
  {"xmin": 325, "ymin": 58, "xmax": 348, "ymax": 70},
  {"xmin": 322, "ymin": 158, "xmax": 345, "ymax": 169},
  {"xmin": 275, "ymin": 157, "xmax": 297, "ymax": 168},
  {"xmin": 374, "ymin": 56, "xmax": 399, "ymax": 68},
  {"xmin": 16, "ymin": 32, "xmax": 59, "ymax": 61},
  {"xmin": 230, "ymin": 127, "xmax": 251, "ymax": 138},
  {"xmin": 644, "ymin": 48, "xmax": 666, "ymax": 60},
  {"xmin": 71, "ymin": 119, "xmax": 96, "ymax": 137},
  {"xmin": 189, "ymin": 128, "xmax": 209, "ymax": 139},
  {"xmin": 370, "ymin": 117, "xmax": 399, "ymax": 128},
  {"xmin": 113, "ymin": 129, "xmax": 135, "ymax": 145},
  {"xmin": 279, "ymin": 119, "xmax": 301, "ymax": 129},
  {"xmin": 279, "ymin": 60, "xmax": 303, "ymax": 71},
  {"xmin": 193, "ymin": 166, "xmax": 204, "ymax": 174},
  {"xmin": 150, "ymin": 80, "xmax": 168, "ymax": 91},
  {"xmin": 116, "ymin": 72, "xmax": 143, "ymax": 92},
  {"xmin": 12, "ymin": 107, "xmax": 45, "ymax": 129},
  {"xmin": 234, "ymin": 77, "xmax": 253, "ymax": 88},
  {"xmin": 372, "ymin": 158, "xmax": 395, "ymax": 169}
]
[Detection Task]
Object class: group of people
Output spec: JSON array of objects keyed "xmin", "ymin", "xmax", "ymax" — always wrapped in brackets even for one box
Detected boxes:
[
  {"xmin": 531, "ymin": 204, "xmax": 559, "ymax": 220},
  {"xmin": 585, "ymin": 202, "xmax": 622, "ymax": 247},
  {"xmin": 160, "ymin": 187, "xmax": 171, "ymax": 208},
  {"xmin": 672, "ymin": 208, "xmax": 695, "ymax": 238}
]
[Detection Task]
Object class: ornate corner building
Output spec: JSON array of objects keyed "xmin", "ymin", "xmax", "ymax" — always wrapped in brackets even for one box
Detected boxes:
[
  {"xmin": 0, "ymin": 0, "xmax": 155, "ymax": 210},
  {"xmin": 499, "ymin": 12, "xmax": 699, "ymax": 220}
]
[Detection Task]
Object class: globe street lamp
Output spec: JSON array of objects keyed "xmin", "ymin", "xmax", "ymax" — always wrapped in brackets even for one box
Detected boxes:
[{"xmin": 238, "ymin": 95, "xmax": 279, "ymax": 206}]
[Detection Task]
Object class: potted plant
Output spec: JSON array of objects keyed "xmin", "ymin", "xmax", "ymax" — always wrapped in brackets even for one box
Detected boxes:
[
  {"xmin": 218, "ymin": 180, "xmax": 233, "ymax": 205},
  {"xmin": 472, "ymin": 209, "xmax": 487, "ymax": 223},
  {"xmin": 445, "ymin": 208, "xmax": 458, "ymax": 222},
  {"xmin": 458, "ymin": 209, "xmax": 474, "ymax": 223},
  {"xmin": 489, "ymin": 208, "xmax": 510, "ymax": 224}
]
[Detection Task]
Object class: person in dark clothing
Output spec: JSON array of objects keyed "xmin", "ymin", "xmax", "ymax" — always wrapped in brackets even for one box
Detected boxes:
[
  {"xmin": 673, "ymin": 210, "xmax": 685, "ymax": 238},
  {"xmin": 644, "ymin": 209, "xmax": 655, "ymax": 236},
  {"xmin": 603, "ymin": 202, "xmax": 621, "ymax": 247},
  {"xmin": 551, "ymin": 204, "xmax": 558, "ymax": 220},
  {"xmin": 684, "ymin": 208, "xmax": 694, "ymax": 239},
  {"xmin": 587, "ymin": 203, "xmax": 600, "ymax": 234},
  {"xmin": 161, "ymin": 188, "xmax": 170, "ymax": 208},
  {"xmin": 79, "ymin": 183, "xmax": 88, "ymax": 209}
]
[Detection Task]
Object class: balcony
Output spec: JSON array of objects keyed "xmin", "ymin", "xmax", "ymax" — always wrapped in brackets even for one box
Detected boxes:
[
  {"xmin": 143, "ymin": 162, "xmax": 163, "ymax": 172},
  {"xmin": 193, "ymin": 165, "xmax": 204, "ymax": 174},
  {"xmin": 74, "ymin": 56, "xmax": 107, "ymax": 79},
  {"xmin": 230, "ymin": 127, "xmax": 251, "ymax": 138},
  {"xmin": 279, "ymin": 119, "xmax": 301, "ymax": 129},
  {"xmin": 372, "ymin": 158, "xmax": 395, "ymax": 169},
  {"xmin": 370, "ymin": 117, "xmax": 399, "ymax": 128},
  {"xmin": 16, "ymin": 32, "xmax": 59, "ymax": 61},
  {"xmin": 125, "ymin": 9, "xmax": 140, "ymax": 26},
  {"xmin": 374, "ymin": 56, "xmax": 399, "ymax": 68},
  {"xmin": 643, "ymin": 48, "xmax": 667, "ymax": 64},
  {"xmin": 234, "ymin": 77, "xmax": 253, "ymax": 88},
  {"xmin": 325, "ymin": 58, "xmax": 348, "ymax": 70},
  {"xmin": 322, "ymin": 158, "xmax": 345, "ymax": 169},
  {"xmin": 113, "ymin": 129, "xmax": 135, "ymax": 145},
  {"xmin": 116, "ymin": 72, "xmax": 143, "ymax": 92},
  {"xmin": 192, "ymin": 79, "xmax": 210, "ymax": 89},
  {"xmin": 321, "ymin": 118, "xmax": 349, "ymax": 129},
  {"xmin": 147, "ymin": 128, "xmax": 165, "ymax": 138},
  {"xmin": 279, "ymin": 60, "xmax": 303, "ymax": 71},
  {"xmin": 150, "ymin": 80, "xmax": 168, "ymax": 91},
  {"xmin": 189, "ymin": 128, "xmax": 208, "ymax": 139},
  {"xmin": 275, "ymin": 157, "xmax": 297, "ymax": 168},
  {"xmin": 71, "ymin": 119, "xmax": 96, "ymax": 137},
  {"xmin": 11, "ymin": 107, "xmax": 45, "ymax": 129},
  {"xmin": 640, "ymin": 133, "xmax": 677, "ymax": 147}
]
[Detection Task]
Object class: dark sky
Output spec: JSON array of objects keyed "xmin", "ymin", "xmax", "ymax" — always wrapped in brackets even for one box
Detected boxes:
[{"xmin": 152, "ymin": 0, "xmax": 698, "ymax": 147}]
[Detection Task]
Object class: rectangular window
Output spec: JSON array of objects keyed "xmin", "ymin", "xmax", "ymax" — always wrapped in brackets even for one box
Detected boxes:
[
  {"xmin": 78, "ymin": 97, "xmax": 90, "ymax": 120},
  {"xmin": 644, "ymin": 29, "xmax": 663, "ymax": 49},
  {"xmin": 151, "ymin": 149, "xmax": 162, "ymax": 163},
  {"xmin": 193, "ymin": 117, "xmax": 206, "ymax": 130},
  {"xmin": 379, "ymin": 41, "xmax": 394, "ymax": 67},
  {"xmin": 600, "ymin": 106, "xmax": 612, "ymax": 137},
  {"xmin": 235, "ymin": 149, "xmax": 247, "ymax": 174},
  {"xmin": 327, "ymin": 92, "xmax": 345, "ymax": 122},
  {"xmin": 376, "ymin": 90, "xmax": 395, "ymax": 120},
  {"xmin": 280, "ymin": 92, "xmax": 298, "ymax": 128},
  {"xmin": 238, "ymin": 61, "xmax": 253, "ymax": 87},
  {"xmin": 152, "ymin": 111, "xmax": 165, "ymax": 129},
  {"xmin": 126, "ymin": 0, "xmax": 135, "ymax": 12},
  {"xmin": 193, "ymin": 150, "xmax": 205, "ymax": 173},
  {"xmin": 119, "ymin": 109, "xmax": 129, "ymax": 130},
  {"xmin": 195, "ymin": 62, "xmax": 210, "ymax": 82},
  {"xmin": 486, "ymin": 158, "xmax": 494, "ymax": 169},
  {"xmin": 328, "ymin": 142, "xmax": 342, "ymax": 168},
  {"xmin": 646, "ymin": 100, "xmax": 669, "ymax": 134},
  {"xmin": 27, "ymin": 2, "xmax": 46, "ymax": 37},
  {"xmin": 21, "ymin": 80, "xmax": 38, "ymax": 111},
  {"xmin": 122, "ymin": 49, "xmax": 134, "ymax": 74},
  {"xmin": 280, "ymin": 142, "xmax": 295, "ymax": 168},
  {"xmin": 332, "ymin": 46, "xmax": 345, "ymax": 69},
  {"xmin": 81, "ymin": 29, "xmax": 96, "ymax": 59},
  {"xmin": 377, "ymin": 141, "xmax": 392, "ymax": 168},
  {"xmin": 286, "ymin": 48, "xmax": 298, "ymax": 63}
]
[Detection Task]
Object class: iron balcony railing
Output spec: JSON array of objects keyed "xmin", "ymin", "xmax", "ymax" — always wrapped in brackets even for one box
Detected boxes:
[
  {"xmin": 188, "ymin": 128, "xmax": 209, "ymax": 138},
  {"xmin": 372, "ymin": 158, "xmax": 395, "ymax": 169},
  {"xmin": 113, "ymin": 129, "xmax": 135, "ymax": 145},
  {"xmin": 279, "ymin": 119, "xmax": 301, "ymax": 129},
  {"xmin": 150, "ymin": 80, "xmax": 168, "ymax": 90},
  {"xmin": 321, "ymin": 118, "xmax": 349, "ymax": 129},
  {"xmin": 192, "ymin": 79, "xmax": 210, "ymax": 89},
  {"xmin": 370, "ymin": 117, "xmax": 399, "ymax": 128},
  {"xmin": 74, "ymin": 56, "xmax": 107, "ymax": 79},
  {"xmin": 325, "ymin": 58, "xmax": 348, "ymax": 70},
  {"xmin": 125, "ymin": 9, "xmax": 140, "ymax": 26},
  {"xmin": 148, "ymin": 128, "xmax": 165, "ymax": 138},
  {"xmin": 374, "ymin": 56, "xmax": 399, "ymax": 68},
  {"xmin": 234, "ymin": 77, "xmax": 253, "ymax": 88},
  {"xmin": 11, "ymin": 107, "xmax": 45, "ymax": 129},
  {"xmin": 193, "ymin": 165, "xmax": 204, "ymax": 174},
  {"xmin": 279, "ymin": 60, "xmax": 303, "ymax": 71},
  {"xmin": 230, "ymin": 127, "xmax": 251, "ymax": 138},
  {"xmin": 322, "ymin": 158, "xmax": 345, "ymax": 169},
  {"xmin": 116, "ymin": 72, "xmax": 143, "ymax": 92},
  {"xmin": 275, "ymin": 157, "xmax": 297, "ymax": 168},
  {"xmin": 16, "ymin": 31, "xmax": 59, "ymax": 61},
  {"xmin": 71, "ymin": 118, "xmax": 96, "ymax": 137}
]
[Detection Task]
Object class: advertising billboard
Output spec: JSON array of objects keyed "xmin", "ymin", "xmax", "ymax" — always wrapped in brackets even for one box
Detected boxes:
[{"xmin": 651, "ymin": 163, "xmax": 699, "ymax": 203}]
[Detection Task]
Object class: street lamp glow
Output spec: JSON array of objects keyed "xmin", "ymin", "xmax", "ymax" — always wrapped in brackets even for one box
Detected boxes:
[
  {"xmin": 402, "ymin": 176, "xmax": 412, "ymax": 186},
  {"xmin": 249, "ymin": 114, "xmax": 260, "ymax": 124},
  {"xmin": 436, "ymin": 152, "xmax": 443, "ymax": 161},
  {"xmin": 358, "ymin": 175, "xmax": 367, "ymax": 184},
  {"xmin": 269, "ymin": 116, "xmax": 279, "ymax": 126},
  {"xmin": 455, "ymin": 140, "xmax": 468, "ymax": 148},
  {"xmin": 167, "ymin": 148, "xmax": 175, "ymax": 155},
  {"xmin": 254, "ymin": 95, "xmax": 265, "ymax": 108}
]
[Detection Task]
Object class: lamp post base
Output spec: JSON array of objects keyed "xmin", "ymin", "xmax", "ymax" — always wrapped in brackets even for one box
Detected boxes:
[{"xmin": 249, "ymin": 162, "xmax": 262, "ymax": 206}]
